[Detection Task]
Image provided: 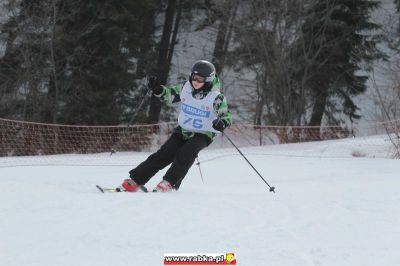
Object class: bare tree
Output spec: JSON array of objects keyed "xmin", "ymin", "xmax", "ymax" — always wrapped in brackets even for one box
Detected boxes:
[
  {"xmin": 228, "ymin": 0, "xmax": 306, "ymax": 126},
  {"xmin": 209, "ymin": 0, "xmax": 239, "ymax": 79},
  {"xmin": 369, "ymin": 60, "xmax": 400, "ymax": 158}
]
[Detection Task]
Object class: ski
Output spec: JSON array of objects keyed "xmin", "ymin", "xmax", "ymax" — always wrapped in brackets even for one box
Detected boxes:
[
  {"xmin": 96, "ymin": 184, "xmax": 149, "ymax": 193},
  {"xmin": 96, "ymin": 185, "xmax": 117, "ymax": 193}
]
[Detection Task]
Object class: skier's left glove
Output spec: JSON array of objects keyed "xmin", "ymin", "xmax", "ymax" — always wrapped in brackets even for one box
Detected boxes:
[
  {"xmin": 212, "ymin": 117, "xmax": 227, "ymax": 132},
  {"xmin": 148, "ymin": 76, "xmax": 163, "ymax": 95}
]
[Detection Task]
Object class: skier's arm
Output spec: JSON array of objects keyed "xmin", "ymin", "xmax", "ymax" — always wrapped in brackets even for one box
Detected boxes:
[
  {"xmin": 153, "ymin": 84, "xmax": 182, "ymax": 105},
  {"xmin": 213, "ymin": 94, "xmax": 232, "ymax": 128}
]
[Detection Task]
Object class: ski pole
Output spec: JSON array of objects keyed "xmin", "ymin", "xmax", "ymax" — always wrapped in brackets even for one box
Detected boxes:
[
  {"xmin": 128, "ymin": 76, "xmax": 152, "ymax": 125},
  {"xmin": 223, "ymin": 132, "xmax": 276, "ymax": 193},
  {"xmin": 196, "ymin": 157, "xmax": 205, "ymax": 184},
  {"xmin": 110, "ymin": 77, "xmax": 152, "ymax": 155}
]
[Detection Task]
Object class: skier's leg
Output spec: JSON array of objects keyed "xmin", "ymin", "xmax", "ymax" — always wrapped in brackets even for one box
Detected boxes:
[
  {"xmin": 163, "ymin": 133, "xmax": 211, "ymax": 189},
  {"xmin": 129, "ymin": 133, "xmax": 184, "ymax": 185}
]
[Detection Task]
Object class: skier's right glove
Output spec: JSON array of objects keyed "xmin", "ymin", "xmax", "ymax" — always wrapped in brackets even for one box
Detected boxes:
[{"xmin": 148, "ymin": 76, "xmax": 163, "ymax": 95}]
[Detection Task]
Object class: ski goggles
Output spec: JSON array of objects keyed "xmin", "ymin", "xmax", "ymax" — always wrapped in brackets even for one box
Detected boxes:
[{"xmin": 191, "ymin": 74, "xmax": 206, "ymax": 83}]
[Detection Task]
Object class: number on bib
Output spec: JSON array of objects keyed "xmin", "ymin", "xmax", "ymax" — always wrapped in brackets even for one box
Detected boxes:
[{"xmin": 183, "ymin": 117, "xmax": 203, "ymax": 129}]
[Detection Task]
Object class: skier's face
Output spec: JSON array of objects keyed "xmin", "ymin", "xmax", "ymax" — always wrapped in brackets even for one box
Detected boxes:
[{"xmin": 192, "ymin": 74, "xmax": 205, "ymax": 90}]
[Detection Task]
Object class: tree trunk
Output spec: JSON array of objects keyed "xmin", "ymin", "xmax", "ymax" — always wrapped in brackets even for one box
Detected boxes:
[
  {"xmin": 309, "ymin": 91, "xmax": 328, "ymax": 127},
  {"xmin": 212, "ymin": 1, "xmax": 237, "ymax": 77},
  {"xmin": 135, "ymin": 8, "xmax": 157, "ymax": 78},
  {"xmin": 166, "ymin": 0, "xmax": 182, "ymax": 67},
  {"xmin": 148, "ymin": 0, "xmax": 180, "ymax": 123},
  {"xmin": 254, "ymin": 94, "xmax": 264, "ymax": 125},
  {"xmin": 49, "ymin": 0, "xmax": 59, "ymax": 123}
]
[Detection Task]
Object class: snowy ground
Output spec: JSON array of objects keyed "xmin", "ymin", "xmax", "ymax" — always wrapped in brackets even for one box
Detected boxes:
[{"xmin": 1, "ymin": 138, "xmax": 400, "ymax": 266}]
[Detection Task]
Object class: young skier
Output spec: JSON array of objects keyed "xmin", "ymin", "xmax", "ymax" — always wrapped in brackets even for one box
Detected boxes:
[{"xmin": 118, "ymin": 60, "xmax": 232, "ymax": 192}]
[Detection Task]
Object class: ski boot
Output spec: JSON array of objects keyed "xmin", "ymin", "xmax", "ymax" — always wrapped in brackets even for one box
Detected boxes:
[
  {"xmin": 117, "ymin": 179, "xmax": 148, "ymax": 192},
  {"xmin": 153, "ymin": 180, "xmax": 173, "ymax": 192}
]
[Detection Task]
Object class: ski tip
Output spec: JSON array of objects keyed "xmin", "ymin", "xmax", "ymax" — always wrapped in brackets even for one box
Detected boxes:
[{"xmin": 96, "ymin": 185, "xmax": 105, "ymax": 193}]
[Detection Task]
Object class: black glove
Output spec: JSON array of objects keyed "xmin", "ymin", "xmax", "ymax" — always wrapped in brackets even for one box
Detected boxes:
[
  {"xmin": 148, "ymin": 76, "xmax": 163, "ymax": 95},
  {"xmin": 212, "ymin": 117, "xmax": 227, "ymax": 132}
]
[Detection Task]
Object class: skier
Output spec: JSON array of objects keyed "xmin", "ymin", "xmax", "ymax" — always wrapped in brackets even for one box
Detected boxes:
[{"xmin": 118, "ymin": 60, "xmax": 232, "ymax": 192}]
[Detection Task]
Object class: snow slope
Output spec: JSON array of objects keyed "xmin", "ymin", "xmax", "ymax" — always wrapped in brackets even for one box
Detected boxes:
[{"xmin": 1, "ymin": 138, "xmax": 400, "ymax": 266}]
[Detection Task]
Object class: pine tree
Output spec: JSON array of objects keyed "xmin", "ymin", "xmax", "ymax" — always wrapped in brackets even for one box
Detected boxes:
[
  {"xmin": 0, "ymin": 0, "xmax": 55, "ymax": 121},
  {"xmin": 0, "ymin": 0, "xmax": 159, "ymax": 125},
  {"xmin": 55, "ymin": 0, "xmax": 158, "ymax": 125}
]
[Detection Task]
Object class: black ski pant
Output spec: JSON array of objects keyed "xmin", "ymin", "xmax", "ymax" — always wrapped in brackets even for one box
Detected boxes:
[{"xmin": 129, "ymin": 132, "xmax": 211, "ymax": 189}]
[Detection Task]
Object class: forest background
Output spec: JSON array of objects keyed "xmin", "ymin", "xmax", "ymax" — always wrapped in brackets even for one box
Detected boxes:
[{"xmin": 0, "ymin": 0, "xmax": 399, "ymax": 129}]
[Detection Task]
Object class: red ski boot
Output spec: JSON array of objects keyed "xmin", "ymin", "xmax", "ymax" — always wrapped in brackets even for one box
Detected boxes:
[
  {"xmin": 153, "ymin": 180, "xmax": 173, "ymax": 192},
  {"xmin": 117, "ymin": 179, "xmax": 147, "ymax": 192}
]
